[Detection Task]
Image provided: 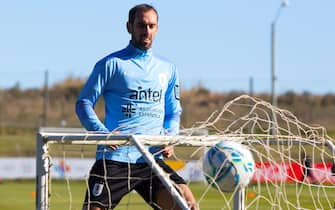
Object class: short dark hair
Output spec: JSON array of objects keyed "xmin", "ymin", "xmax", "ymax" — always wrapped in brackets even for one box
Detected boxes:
[{"xmin": 128, "ymin": 4, "xmax": 158, "ymax": 24}]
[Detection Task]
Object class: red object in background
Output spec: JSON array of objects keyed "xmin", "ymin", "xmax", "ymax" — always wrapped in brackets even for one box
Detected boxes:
[{"xmin": 252, "ymin": 162, "xmax": 335, "ymax": 183}]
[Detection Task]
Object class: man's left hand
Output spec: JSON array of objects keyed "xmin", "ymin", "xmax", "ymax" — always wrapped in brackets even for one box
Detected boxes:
[{"xmin": 162, "ymin": 146, "xmax": 174, "ymax": 158}]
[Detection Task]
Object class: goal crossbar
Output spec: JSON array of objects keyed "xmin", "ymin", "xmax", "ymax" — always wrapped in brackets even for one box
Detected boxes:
[{"xmin": 38, "ymin": 132, "xmax": 330, "ymax": 146}]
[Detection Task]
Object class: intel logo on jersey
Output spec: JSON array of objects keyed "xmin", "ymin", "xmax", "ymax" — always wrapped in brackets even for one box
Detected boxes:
[{"xmin": 129, "ymin": 86, "xmax": 162, "ymax": 102}]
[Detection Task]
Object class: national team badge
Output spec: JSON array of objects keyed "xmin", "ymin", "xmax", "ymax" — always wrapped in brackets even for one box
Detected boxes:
[
  {"xmin": 158, "ymin": 73, "xmax": 167, "ymax": 86},
  {"xmin": 174, "ymin": 84, "xmax": 180, "ymax": 100},
  {"xmin": 92, "ymin": 182, "xmax": 104, "ymax": 197}
]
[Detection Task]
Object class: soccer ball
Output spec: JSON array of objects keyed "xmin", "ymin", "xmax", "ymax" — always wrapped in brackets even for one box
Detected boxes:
[{"xmin": 202, "ymin": 140, "xmax": 255, "ymax": 192}]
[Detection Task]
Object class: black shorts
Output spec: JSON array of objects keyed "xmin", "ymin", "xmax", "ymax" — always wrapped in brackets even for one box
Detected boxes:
[{"xmin": 83, "ymin": 159, "xmax": 186, "ymax": 209}]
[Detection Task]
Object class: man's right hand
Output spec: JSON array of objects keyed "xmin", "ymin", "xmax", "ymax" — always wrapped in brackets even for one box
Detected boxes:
[
  {"xmin": 109, "ymin": 144, "xmax": 119, "ymax": 150},
  {"xmin": 109, "ymin": 131, "xmax": 121, "ymax": 150}
]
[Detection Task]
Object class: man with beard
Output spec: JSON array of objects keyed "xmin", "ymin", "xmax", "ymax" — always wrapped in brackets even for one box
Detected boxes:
[{"xmin": 76, "ymin": 3, "xmax": 197, "ymax": 210}]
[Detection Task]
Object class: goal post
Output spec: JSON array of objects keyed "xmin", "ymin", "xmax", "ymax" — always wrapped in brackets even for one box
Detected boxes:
[
  {"xmin": 35, "ymin": 95, "xmax": 335, "ymax": 210},
  {"xmin": 36, "ymin": 130, "xmax": 247, "ymax": 210},
  {"xmin": 36, "ymin": 132, "xmax": 49, "ymax": 210},
  {"xmin": 36, "ymin": 131, "xmax": 335, "ymax": 210}
]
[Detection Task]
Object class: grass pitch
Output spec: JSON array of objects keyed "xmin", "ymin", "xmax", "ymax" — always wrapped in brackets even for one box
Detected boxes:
[{"xmin": 0, "ymin": 179, "xmax": 334, "ymax": 210}]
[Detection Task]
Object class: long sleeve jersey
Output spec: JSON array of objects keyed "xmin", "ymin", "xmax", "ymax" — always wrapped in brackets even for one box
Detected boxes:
[{"xmin": 75, "ymin": 42, "xmax": 182, "ymax": 163}]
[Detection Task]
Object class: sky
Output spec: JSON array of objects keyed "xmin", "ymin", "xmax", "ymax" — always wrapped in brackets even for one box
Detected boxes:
[{"xmin": 0, "ymin": 0, "xmax": 334, "ymax": 94}]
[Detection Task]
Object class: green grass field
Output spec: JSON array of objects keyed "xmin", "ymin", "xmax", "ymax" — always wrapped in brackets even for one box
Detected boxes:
[{"xmin": 1, "ymin": 179, "xmax": 334, "ymax": 210}]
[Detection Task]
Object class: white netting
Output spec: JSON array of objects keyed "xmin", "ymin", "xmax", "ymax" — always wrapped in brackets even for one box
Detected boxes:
[{"xmin": 37, "ymin": 95, "xmax": 335, "ymax": 210}]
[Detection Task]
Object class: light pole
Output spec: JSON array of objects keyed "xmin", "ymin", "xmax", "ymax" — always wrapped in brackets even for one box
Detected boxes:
[
  {"xmin": 271, "ymin": 0, "xmax": 289, "ymax": 107},
  {"xmin": 271, "ymin": 0, "xmax": 289, "ymax": 136}
]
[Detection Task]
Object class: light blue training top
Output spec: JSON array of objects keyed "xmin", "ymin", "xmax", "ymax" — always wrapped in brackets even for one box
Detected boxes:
[{"xmin": 75, "ymin": 42, "xmax": 182, "ymax": 163}]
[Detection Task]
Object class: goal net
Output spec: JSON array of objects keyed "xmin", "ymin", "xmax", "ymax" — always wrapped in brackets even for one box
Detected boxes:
[{"xmin": 36, "ymin": 94, "xmax": 335, "ymax": 210}]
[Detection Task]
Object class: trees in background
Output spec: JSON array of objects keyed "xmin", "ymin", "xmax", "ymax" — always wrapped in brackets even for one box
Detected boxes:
[{"xmin": 1, "ymin": 80, "xmax": 335, "ymax": 136}]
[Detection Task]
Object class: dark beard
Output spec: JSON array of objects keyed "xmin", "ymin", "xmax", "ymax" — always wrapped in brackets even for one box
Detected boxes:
[{"xmin": 131, "ymin": 37, "xmax": 152, "ymax": 50}]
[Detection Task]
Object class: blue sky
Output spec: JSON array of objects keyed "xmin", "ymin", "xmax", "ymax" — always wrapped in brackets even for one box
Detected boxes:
[{"xmin": 0, "ymin": 0, "xmax": 334, "ymax": 94}]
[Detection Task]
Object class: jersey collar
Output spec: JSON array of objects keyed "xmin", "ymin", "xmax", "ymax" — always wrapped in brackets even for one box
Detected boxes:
[{"xmin": 127, "ymin": 41, "xmax": 153, "ymax": 59}]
